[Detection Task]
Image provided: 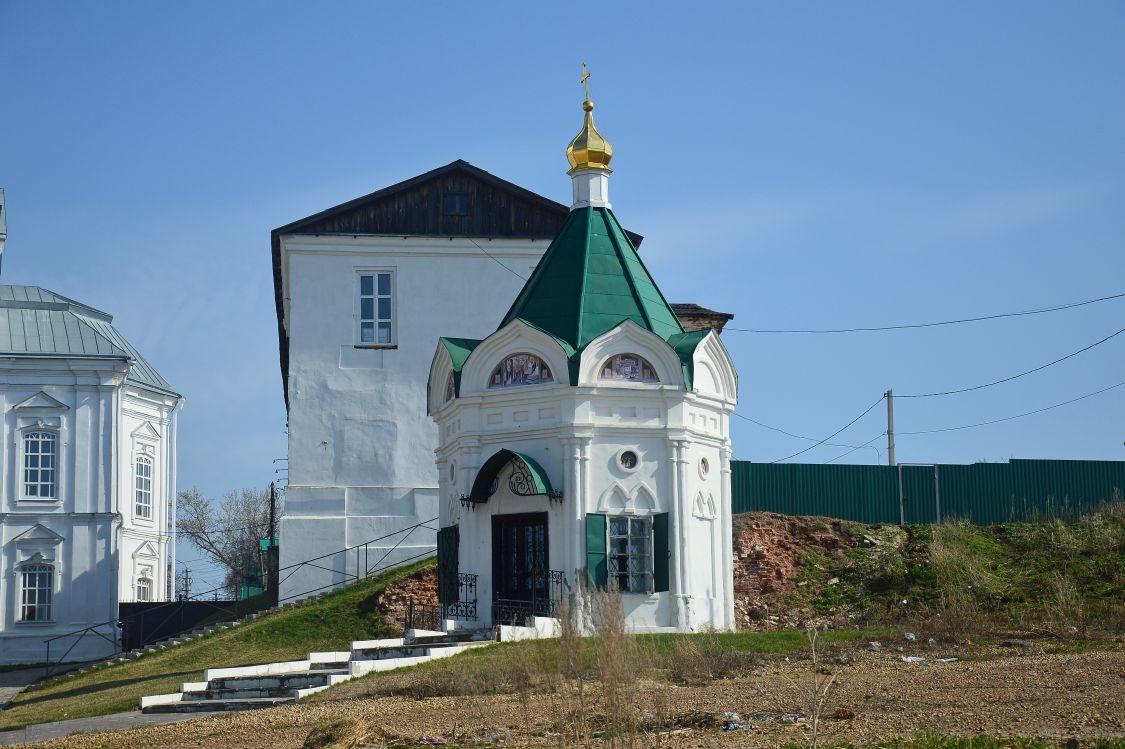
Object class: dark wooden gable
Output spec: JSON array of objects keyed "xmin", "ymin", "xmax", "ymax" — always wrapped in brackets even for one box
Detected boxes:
[{"xmin": 274, "ymin": 160, "xmax": 645, "ymax": 244}]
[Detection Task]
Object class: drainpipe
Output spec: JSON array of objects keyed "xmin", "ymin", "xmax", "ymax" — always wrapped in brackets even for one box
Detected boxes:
[{"xmin": 166, "ymin": 399, "xmax": 182, "ymax": 600}]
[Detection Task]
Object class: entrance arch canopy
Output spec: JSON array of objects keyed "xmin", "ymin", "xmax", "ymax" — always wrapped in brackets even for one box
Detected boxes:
[{"xmin": 468, "ymin": 449, "xmax": 558, "ymax": 504}]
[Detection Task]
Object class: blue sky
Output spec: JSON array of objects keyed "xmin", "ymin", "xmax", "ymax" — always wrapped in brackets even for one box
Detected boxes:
[{"xmin": 2, "ymin": 2, "xmax": 1123, "ymax": 587}]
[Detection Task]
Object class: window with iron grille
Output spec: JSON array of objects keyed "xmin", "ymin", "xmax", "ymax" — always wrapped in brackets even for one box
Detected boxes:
[
  {"xmin": 23, "ymin": 431, "xmax": 58, "ymax": 499},
  {"xmin": 20, "ymin": 564, "xmax": 53, "ymax": 622},
  {"xmin": 358, "ymin": 272, "xmax": 394, "ymax": 345},
  {"xmin": 608, "ymin": 516, "xmax": 652, "ymax": 593},
  {"xmin": 135, "ymin": 455, "xmax": 153, "ymax": 519}
]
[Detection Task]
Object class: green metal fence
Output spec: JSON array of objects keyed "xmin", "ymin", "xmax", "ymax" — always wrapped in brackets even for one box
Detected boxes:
[{"xmin": 731, "ymin": 459, "xmax": 1125, "ymax": 525}]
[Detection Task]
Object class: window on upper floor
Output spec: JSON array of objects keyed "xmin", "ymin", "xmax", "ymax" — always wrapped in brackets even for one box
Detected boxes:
[
  {"xmin": 358, "ymin": 272, "xmax": 395, "ymax": 345},
  {"xmin": 136, "ymin": 577, "xmax": 152, "ymax": 602},
  {"xmin": 489, "ymin": 353, "xmax": 554, "ymax": 388},
  {"xmin": 20, "ymin": 564, "xmax": 53, "ymax": 622},
  {"xmin": 598, "ymin": 353, "xmax": 659, "ymax": 383},
  {"xmin": 443, "ymin": 193, "xmax": 471, "ymax": 216},
  {"xmin": 23, "ymin": 431, "xmax": 58, "ymax": 499},
  {"xmin": 135, "ymin": 455, "xmax": 153, "ymax": 520}
]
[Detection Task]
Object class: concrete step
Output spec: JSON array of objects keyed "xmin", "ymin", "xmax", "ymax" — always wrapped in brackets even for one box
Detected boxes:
[{"xmin": 143, "ymin": 696, "xmax": 293, "ymax": 714}]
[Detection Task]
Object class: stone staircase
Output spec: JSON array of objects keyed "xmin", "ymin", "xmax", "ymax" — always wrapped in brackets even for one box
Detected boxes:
[{"xmin": 138, "ymin": 627, "xmax": 502, "ymax": 713}]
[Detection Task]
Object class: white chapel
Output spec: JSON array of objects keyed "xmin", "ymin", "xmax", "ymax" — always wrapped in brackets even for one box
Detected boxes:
[{"xmin": 426, "ymin": 93, "xmax": 739, "ymax": 631}]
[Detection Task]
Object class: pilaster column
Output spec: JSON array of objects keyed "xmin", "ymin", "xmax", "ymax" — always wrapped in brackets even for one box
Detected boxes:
[
  {"xmin": 669, "ymin": 437, "xmax": 693, "ymax": 630},
  {"xmin": 719, "ymin": 443, "xmax": 735, "ymax": 631}
]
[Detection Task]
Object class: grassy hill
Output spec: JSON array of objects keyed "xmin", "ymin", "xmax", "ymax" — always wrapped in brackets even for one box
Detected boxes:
[{"xmin": 0, "ymin": 559, "xmax": 434, "ymax": 730}]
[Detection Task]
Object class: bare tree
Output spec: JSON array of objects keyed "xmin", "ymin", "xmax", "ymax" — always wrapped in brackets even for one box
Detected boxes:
[{"xmin": 177, "ymin": 487, "xmax": 273, "ymax": 596}]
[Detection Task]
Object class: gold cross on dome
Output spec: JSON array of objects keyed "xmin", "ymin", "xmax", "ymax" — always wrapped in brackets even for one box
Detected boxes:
[{"xmin": 580, "ymin": 62, "xmax": 591, "ymax": 99}]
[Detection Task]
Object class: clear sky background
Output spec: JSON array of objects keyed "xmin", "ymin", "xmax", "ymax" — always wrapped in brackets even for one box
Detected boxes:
[{"xmin": 2, "ymin": 2, "xmax": 1123, "ymax": 592}]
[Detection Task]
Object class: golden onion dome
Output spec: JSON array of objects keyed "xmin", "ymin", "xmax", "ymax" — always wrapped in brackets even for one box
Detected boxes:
[{"xmin": 566, "ymin": 98, "xmax": 613, "ymax": 174}]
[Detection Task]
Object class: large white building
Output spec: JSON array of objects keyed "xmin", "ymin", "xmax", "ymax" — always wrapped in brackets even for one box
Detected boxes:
[
  {"xmin": 0, "ymin": 285, "xmax": 181, "ymax": 664},
  {"xmin": 426, "ymin": 97, "xmax": 738, "ymax": 632}
]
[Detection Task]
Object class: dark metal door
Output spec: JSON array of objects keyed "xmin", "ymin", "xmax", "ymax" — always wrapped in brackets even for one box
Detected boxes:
[{"xmin": 492, "ymin": 513, "xmax": 548, "ymax": 602}]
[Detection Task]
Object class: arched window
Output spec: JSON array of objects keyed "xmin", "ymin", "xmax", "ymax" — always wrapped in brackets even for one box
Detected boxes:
[
  {"xmin": 136, "ymin": 577, "xmax": 153, "ymax": 602},
  {"xmin": 444, "ymin": 372, "xmax": 456, "ymax": 402},
  {"xmin": 598, "ymin": 353, "xmax": 659, "ymax": 383},
  {"xmin": 20, "ymin": 564, "xmax": 54, "ymax": 621},
  {"xmin": 23, "ymin": 431, "xmax": 58, "ymax": 499},
  {"xmin": 489, "ymin": 353, "xmax": 554, "ymax": 388},
  {"xmin": 135, "ymin": 455, "xmax": 154, "ymax": 519}
]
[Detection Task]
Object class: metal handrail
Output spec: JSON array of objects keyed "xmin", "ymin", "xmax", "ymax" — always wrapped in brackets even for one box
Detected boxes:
[{"xmin": 40, "ymin": 517, "xmax": 439, "ymax": 679}]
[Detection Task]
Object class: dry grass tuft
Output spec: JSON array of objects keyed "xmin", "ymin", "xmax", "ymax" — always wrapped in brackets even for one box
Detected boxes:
[{"xmin": 301, "ymin": 717, "xmax": 370, "ymax": 749}]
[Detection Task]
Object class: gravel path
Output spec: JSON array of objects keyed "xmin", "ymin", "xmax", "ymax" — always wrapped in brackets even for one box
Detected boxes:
[{"xmin": 12, "ymin": 649, "xmax": 1125, "ymax": 748}]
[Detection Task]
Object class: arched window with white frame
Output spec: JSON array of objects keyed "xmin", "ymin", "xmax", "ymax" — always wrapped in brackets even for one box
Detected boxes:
[
  {"xmin": 135, "ymin": 455, "xmax": 154, "ymax": 519},
  {"xmin": 20, "ymin": 563, "xmax": 54, "ymax": 622},
  {"xmin": 136, "ymin": 577, "xmax": 153, "ymax": 602},
  {"xmin": 23, "ymin": 431, "xmax": 58, "ymax": 499}
]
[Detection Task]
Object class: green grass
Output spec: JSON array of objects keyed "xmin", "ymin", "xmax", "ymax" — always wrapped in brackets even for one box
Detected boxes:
[{"xmin": 0, "ymin": 559, "xmax": 433, "ymax": 731}]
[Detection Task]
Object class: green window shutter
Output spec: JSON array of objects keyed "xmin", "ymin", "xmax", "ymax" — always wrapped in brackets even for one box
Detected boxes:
[
  {"xmin": 652, "ymin": 512, "xmax": 670, "ymax": 593},
  {"xmin": 436, "ymin": 525, "xmax": 459, "ymax": 604},
  {"xmin": 585, "ymin": 513, "xmax": 608, "ymax": 590}
]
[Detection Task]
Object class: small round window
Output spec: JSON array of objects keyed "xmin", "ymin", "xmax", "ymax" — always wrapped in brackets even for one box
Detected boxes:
[
  {"xmin": 699, "ymin": 457, "xmax": 710, "ymax": 478},
  {"xmin": 619, "ymin": 450, "xmax": 638, "ymax": 470},
  {"xmin": 449, "ymin": 463, "xmax": 456, "ymax": 482}
]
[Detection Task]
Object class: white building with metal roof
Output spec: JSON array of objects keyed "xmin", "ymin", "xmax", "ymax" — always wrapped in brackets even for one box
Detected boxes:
[{"xmin": 0, "ymin": 285, "xmax": 182, "ymax": 664}]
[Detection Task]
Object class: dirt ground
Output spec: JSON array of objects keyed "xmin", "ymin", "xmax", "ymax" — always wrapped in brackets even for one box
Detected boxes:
[{"xmin": 28, "ymin": 648, "xmax": 1125, "ymax": 748}]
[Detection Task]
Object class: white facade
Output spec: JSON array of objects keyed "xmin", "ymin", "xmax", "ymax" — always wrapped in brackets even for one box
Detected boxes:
[
  {"xmin": 277, "ymin": 234, "xmax": 549, "ymax": 601},
  {"xmin": 0, "ymin": 288, "xmax": 181, "ymax": 664},
  {"xmin": 428, "ymin": 320, "xmax": 738, "ymax": 632}
]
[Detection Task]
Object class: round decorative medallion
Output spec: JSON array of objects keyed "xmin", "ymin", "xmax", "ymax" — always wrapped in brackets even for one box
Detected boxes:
[{"xmin": 699, "ymin": 457, "xmax": 710, "ymax": 478}]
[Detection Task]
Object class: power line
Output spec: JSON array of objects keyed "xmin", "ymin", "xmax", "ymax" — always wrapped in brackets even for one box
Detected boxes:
[
  {"xmin": 769, "ymin": 395, "xmax": 887, "ymax": 463},
  {"xmin": 898, "ymin": 378, "xmax": 1125, "ymax": 435},
  {"xmin": 725, "ymin": 291, "xmax": 1125, "ymax": 334},
  {"xmin": 823, "ymin": 431, "xmax": 887, "ymax": 464},
  {"xmin": 899, "ymin": 325, "xmax": 1125, "ymax": 398},
  {"xmin": 732, "ymin": 411, "xmax": 885, "ymax": 451},
  {"xmin": 467, "ymin": 238, "xmax": 528, "ymax": 281}
]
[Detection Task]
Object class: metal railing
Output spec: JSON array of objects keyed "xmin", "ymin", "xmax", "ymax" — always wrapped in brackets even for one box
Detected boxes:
[
  {"xmin": 492, "ymin": 568, "xmax": 568, "ymax": 626},
  {"xmin": 39, "ymin": 517, "xmax": 438, "ymax": 679},
  {"xmin": 443, "ymin": 573, "xmax": 478, "ymax": 621},
  {"xmin": 404, "ymin": 600, "xmax": 442, "ymax": 632}
]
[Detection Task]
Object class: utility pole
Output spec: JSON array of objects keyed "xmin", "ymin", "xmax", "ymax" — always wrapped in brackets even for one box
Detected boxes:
[
  {"xmin": 885, "ymin": 389, "xmax": 896, "ymax": 466},
  {"xmin": 180, "ymin": 566, "xmax": 191, "ymax": 600}
]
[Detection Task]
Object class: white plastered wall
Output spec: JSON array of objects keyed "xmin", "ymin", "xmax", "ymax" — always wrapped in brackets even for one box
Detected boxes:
[{"xmin": 279, "ymin": 235, "xmax": 549, "ymax": 602}]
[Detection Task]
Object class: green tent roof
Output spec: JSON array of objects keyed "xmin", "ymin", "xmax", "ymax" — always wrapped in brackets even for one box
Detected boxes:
[{"xmin": 498, "ymin": 207, "xmax": 683, "ymax": 351}]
